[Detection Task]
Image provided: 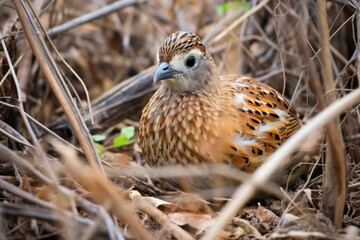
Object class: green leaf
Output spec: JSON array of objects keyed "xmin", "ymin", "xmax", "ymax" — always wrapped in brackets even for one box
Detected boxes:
[
  {"xmin": 112, "ymin": 126, "xmax": 135, "ymax": 148},
  {"xmin": 216, "ymin": 1, "xmax": 252, "ymax": 15},
  {"xmin": 95, "ymin": 144, "xmax": 105, "ymax": 158},
  {"xmin": 216, "ymin": 3, "xmax": 228, "ymax": 15},
  {"xmin": 239, "ymin": 1, "xmax": 252, "ymax": 11},
  {"xmin": 112, "ymin": 135, "xmax": 134, "ymax": 148},
  {"xmin": 92, "ymin": 134, "xmax": 106, "ymax": 142},
  {"xmin": 120, "ymin": 126, "xmax": 135, "ymax": 139}
]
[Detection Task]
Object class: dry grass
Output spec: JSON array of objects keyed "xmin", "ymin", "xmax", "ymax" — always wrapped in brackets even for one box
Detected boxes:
[{"xmin": 0, "ymin": 0, "xmax": 359, "ymax": 239}]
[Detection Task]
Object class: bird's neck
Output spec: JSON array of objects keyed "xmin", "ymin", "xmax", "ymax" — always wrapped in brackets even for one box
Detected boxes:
[{"xmin": 159, "ymin": 81, "xmax": 222, "ymax": 113}]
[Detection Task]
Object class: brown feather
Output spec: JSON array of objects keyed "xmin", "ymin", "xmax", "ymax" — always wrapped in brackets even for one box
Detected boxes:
[{"xmin": 139, "ymin": 32, "xmax": 302, "ymax": 184}]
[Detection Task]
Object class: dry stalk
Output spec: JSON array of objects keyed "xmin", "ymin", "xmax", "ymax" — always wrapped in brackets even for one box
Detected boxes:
[
  {"xmin": 0, "ymin": 144, "xmax": 123, "ymax": 238},
  {"xmin": 351, "ymin": 0, "xmax": 360, "ymax": 85},
  {"xmin": 0, "ymin": 100, "xmax": 81, "ymax": 152},
  {"xmin": 0, "ymin": 179, "xmax": 120, "ymax": 237},
  {"xmin": 0, "ymin": 32, "xmax": 60, "ymax": 186},
  {"xmin": 12, "ymin": 0, "xmax": 105, "ymax": 175},
  {"xmin": 317, "ymin": 0, "xmax": 346, "ymax": 228},
  {"xmin": 57, "ymin": 143, "xmax": 154, "ymax": 240}
]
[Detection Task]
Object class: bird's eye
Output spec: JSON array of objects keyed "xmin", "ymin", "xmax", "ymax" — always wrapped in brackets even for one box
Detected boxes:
[{"xmin": 185, "ymin": 56, "xmax": 196, "ymax": 68}]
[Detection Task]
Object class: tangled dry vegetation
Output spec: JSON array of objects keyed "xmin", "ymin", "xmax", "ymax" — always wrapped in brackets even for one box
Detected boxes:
[{"xmin": 0, "ymin": 0, "xmax": 360, "ymax": 239}]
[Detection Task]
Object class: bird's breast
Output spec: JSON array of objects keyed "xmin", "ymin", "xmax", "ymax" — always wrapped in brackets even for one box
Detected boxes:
[{"xmin": 139, "ymin": 92, "xmax": 225, "ymax": 166}]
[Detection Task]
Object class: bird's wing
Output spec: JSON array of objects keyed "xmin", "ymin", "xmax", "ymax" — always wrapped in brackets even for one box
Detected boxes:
[{"xmin": 220, "ymin": 75, "xmax": 301, "ymax": 171}]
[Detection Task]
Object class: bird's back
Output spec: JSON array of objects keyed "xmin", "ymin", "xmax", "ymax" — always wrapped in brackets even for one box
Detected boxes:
[{"xmin": 218, "ymin": 75, "xmax": 301, "ymax": 172}]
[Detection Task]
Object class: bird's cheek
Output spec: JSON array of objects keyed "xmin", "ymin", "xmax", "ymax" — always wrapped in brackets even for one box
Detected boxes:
[{"xmin": 163, "ymin": 78, "xmax": 185, "ymax": 90}]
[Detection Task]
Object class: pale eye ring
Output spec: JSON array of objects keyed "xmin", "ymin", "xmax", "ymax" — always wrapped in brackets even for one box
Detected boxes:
[{"xmin": 185, "ymin": 55, "xmax": 196, "ymax": 68}]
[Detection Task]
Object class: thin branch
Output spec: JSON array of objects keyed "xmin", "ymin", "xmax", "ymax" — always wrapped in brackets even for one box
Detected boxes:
[{"xmin": 47, "ymin": 0, "xmax": 145, "ymax": 37}]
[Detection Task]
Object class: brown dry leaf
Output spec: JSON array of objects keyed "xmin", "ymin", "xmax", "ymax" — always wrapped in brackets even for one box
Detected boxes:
[
  {"xmin": 129, "ymin": 190, "xmax": 174, "ymax": 208},
  {"xmin": 167, "ymin": 211, "xmax": 215, "ymax": 235},
  {"xmin": 129, "ymin": 190, "xmax": 215, "ymax": 235},
  {"xmin": 159, "ymin": 192, "xmax": 214, "ymax": 215},
  {"xmin": 256, "ymin": 204, "xmax": 279, "ymax": 224},
  {"xmin": 35, "ymin": 186, "xmax": 73, "ymax": 210},
  {"xmin": 104, "ymin": 152, "xmax": 132, "ymax": 165},
  {"xmin": 35, "ymin": 185, "xmax": 51, "ymax": 200},
  {"xmin": 231, "ymin": 227, "xmax": 245, "ymax": 239},
  {"xmin": 233, "ymin": 217, "xmax": 263, "ymax": 238}
]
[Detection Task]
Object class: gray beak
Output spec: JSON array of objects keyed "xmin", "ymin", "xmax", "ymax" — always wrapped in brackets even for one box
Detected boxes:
[{"xmin": 154, "ymin": 62, "xmax": 180, "ymax": 83}]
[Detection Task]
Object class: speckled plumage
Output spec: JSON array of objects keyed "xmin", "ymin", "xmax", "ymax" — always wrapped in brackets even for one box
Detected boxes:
[{"xmin": 139, "ymin": 31, "xmax": 301, "ymax": 178}]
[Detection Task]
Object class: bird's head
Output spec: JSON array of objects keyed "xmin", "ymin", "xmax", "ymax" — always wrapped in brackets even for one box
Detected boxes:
[{"xmin": 154, "ymin": 31, "xmax": 219, "ymax": 93}]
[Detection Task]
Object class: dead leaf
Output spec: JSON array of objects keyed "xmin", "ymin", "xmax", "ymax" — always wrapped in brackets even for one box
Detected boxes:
[
  {"xmin": 256, "ymin": 203, "xmax": 279, "ymax": 224},
  {"xmin": 168, "ymin": 212, "xmax": 215, "ymax": 234},
  {"xmin": 303, "ymin": 188, "xmax": 313, "ymax": 206},
  {"xmin": 104, "ymin": 152, "xmax": 132, "ymax": 165},
  {"xmin": 231, "ymin": 227, "xmax": 245, "ymax": 238},
  {"xmin": 280, "ymin": 213, "xmax": 300, "ymax": 225},
  {"xmin": 159, "ymin": 192, "xmax": 214, "ymax": 215},
  {"xmin": 143, "ymin": 196, "xmax": 173, "ymax": 208},
  {"xmin": 233, "ymin": 217, "xmax": 263, "ymax": 238}
]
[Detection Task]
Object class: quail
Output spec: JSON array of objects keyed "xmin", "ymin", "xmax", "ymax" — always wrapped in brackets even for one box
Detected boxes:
[{"xmin": 139, "ymin": 31, "xmax": 302, "ymax": 187}]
